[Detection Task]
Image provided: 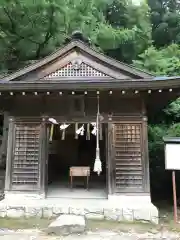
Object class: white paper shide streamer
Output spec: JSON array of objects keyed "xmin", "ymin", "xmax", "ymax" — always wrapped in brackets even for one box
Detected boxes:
[
  {"xmin": 91, "ymin": 122, "xmax": 97, "ymax": 135},
  {"xmin": 48, "ymin": 115, "xmax": 102, "ymax": 175},
  {"xmin": 76, "ymin": 124, "xmax": 85, "ymax": 136},
  {"xmin": 49, "ymin": 118, "xmax": 58, "ymax": 124},
  {"xmin": 60, "ymin": 123, "xmax": 70, "ymax": 130}
]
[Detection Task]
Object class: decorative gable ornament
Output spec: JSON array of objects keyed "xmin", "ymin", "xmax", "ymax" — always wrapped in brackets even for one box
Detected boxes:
[
  {"xmin": 44, "ymin": 60, "xmax": 109, "ymax": 79},
  {"xmin": 71, "ymin": 58, "xmax": 82, "ymax": 70}
]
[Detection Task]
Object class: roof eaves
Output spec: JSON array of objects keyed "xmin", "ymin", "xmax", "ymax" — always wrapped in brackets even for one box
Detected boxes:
[
  {"xmin": 3, "ymin": 39, "xmax": 154, "ymax": 82},
  {"xmin": 75, "ymin": 41, "xmax": 154, "ymax": 78},
  {"xmin": 2, "ymin": 40, "xmax": 78, "ymax": 82}
]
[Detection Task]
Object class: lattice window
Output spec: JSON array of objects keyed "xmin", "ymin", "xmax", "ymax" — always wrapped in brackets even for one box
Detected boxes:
[
  {"xmin": 44, "ymin": 62, "xmax": 109, "ymax": 79},
  {"xmin": 11, "ymin": 123, "xmax": 40, "ymax": 189},
  {"xmin": 114, "ymin": 123, "xmax": 143, "ymax": 191}
]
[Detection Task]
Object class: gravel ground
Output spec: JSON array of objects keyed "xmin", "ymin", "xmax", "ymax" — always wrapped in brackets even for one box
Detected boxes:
[{"xmin": 0, "ymin": 229, "xmax": 180, "ymax": 240}]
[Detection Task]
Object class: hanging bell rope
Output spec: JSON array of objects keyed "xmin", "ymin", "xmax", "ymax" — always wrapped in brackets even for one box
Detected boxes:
[{"xmin": 93, "ymin": 95, "xmax": 102, "ymax": 175}]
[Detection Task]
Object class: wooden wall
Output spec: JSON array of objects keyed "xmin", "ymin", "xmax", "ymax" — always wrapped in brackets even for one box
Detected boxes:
[
  {"xmin": 2, "ymin": 93, "xmax": 143, "ymax": 117},
  {"xmin": 3, "ymin": 93, "xmax": 149, "ymax": 195}
]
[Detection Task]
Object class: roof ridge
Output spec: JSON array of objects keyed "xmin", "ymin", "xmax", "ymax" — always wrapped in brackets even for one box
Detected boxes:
[{"xmin": 3, "ymin": 39, "xmax": 153, "ymax": 81}]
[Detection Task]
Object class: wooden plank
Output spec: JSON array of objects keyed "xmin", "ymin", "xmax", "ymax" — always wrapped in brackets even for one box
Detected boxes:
[{"xmin": 69, "ymin": 167, "xmax": 90, "ymax": 177}]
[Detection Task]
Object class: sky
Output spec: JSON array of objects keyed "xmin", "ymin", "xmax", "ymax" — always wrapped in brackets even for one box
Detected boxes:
[{"xmin": 132, "ymin": 0, "xmax": 142, "ymax": 5}]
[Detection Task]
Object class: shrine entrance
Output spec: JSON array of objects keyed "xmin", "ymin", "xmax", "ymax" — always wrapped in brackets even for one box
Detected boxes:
[{"xmin": 46, "ymin": 122, "xmax": 108, "ymax": 199}]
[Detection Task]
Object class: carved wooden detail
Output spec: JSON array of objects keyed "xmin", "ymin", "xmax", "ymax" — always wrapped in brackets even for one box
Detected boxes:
[{"xmin": 43, "ymin": 61, "xmax": 109, "ymax": 79}]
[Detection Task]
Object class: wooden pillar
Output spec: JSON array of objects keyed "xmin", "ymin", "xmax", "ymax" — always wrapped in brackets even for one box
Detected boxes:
[
  {"xmin": 5, "ymin": 117, "xmax": 14, "ymax": 191},
  {"xmin": 142, "ymin": 116, "xmax": 150, "ymax": 193},
  {"xmin": 39, "ymin": 117, "xmax": 47, "ymax": 197},
  {"xmin": 107, "ymin": 123, "xmax": 115, "ymax": 195},
  {"xmin": 141, "ymin": 99, "xmax": 150, "ymax": 193},
  {"xmin": 0, "ymin": 112, "xmax": 9, "ymax": 166}
]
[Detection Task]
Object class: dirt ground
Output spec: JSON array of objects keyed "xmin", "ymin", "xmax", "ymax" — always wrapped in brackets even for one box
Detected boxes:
[
  {"xmin": 0, "ymin": 218, "xmax": 180, "ymax": 240},
  {"xmin": 0, "ymin": 228, "xmax": 180, "ymax": 240}
]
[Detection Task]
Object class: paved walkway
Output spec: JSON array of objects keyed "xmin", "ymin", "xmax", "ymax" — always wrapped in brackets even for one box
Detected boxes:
[{"xmin": 0, "ymin": 229, "xmax": 180, "ymax": 240}]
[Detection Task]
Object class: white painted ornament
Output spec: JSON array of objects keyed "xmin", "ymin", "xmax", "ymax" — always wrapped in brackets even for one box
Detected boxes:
[
  {"xmin": 49, "ymin": 118, "xmax": 58, "ymax": 124},
  {"xmin": 91, "ymin": 122, "xmax": 97, "ymax": 135},
  {"xmin": 60, "ymin": 123, "xmax": 70, "ymax": 130},
  {"xmin": 76, "ymin": 125, "xmax": 85, "ymax": 136}
]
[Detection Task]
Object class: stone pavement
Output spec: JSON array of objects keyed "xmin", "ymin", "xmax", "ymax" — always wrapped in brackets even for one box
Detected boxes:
[{"xmin": 0, "ymin": 229, "xmax": 180, "ymax": 239}]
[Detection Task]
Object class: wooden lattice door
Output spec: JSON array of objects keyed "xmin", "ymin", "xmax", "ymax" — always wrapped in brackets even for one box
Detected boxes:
[
  {"xmin": 113, "ymin": 122, "xmax": 143, "ymax": 193},
  {"xmin": 11, "ymin": 123, "xmax": 41, "ymax": 190}
]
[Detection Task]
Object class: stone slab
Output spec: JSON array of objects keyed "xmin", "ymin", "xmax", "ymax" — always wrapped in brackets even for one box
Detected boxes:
[{"xmin": 47, "ymin": 214, "xmax": 86, "ymax": 235}]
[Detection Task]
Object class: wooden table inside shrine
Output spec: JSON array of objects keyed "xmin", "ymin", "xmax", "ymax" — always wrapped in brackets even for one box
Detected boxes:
[{"xmin": 69, "ymin": 166, "xmax": 90, "ymax": 190}]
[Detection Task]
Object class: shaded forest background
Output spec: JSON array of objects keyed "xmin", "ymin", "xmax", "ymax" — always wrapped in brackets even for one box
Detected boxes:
[{"xmin": 1, "ymin": 0, "xmax": 180, "ymax": 202}]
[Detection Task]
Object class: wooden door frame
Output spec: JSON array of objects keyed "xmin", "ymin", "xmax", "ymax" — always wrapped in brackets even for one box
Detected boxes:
[{"xmin": 43, "ymin": 120, "xmax": 112, "ymax": 198}]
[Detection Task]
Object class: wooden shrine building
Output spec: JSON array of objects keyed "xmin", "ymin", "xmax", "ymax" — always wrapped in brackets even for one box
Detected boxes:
[{"xmin": 0, "ymin": 33, "xmax": 179, "ymax": 222}]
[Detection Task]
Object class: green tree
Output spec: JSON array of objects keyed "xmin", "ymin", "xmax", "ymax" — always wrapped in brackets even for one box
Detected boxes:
[
  {"xmin": 148, "ymin": 0, "xmax": 180, "ymax": 47},
  {"xmin": 133, "ymin": 44, "xmax": 180, "ymax": 76},
  {"xmin": 0, "ymin": 0, "xmax": 141, "ymax": 72},
  {"xmin": 105, "ymin": 0, "xmax": 152, "ymax": 62}
]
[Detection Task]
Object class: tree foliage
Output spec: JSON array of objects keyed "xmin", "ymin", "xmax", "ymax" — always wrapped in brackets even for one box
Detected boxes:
[
  {"xmin": 133, "ymin": 44, "xmax": 180, "ymax": 76},
  {"xmin": 148, "ymin": 0, "xmax": 180, "ymax": 47},
  {"xmin": 105, "ymin": 0, "xmax": 152, "ymax": 62},
  {"xmin": 0, "ymin": 0, "xmax": 145, "ymax": 72}
]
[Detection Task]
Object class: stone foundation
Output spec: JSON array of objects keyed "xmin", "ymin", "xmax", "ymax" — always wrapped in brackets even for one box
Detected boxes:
[
  {"xmin": 0, "ymin": 194, "xmax": 159, "ymax": 224},
  {"xmin": 4, "ymin": 191, "xmax": 45, "ymax": 201}
]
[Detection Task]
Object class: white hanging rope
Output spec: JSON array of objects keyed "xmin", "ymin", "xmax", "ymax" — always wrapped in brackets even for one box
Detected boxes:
[{"xmin": 93, "ymin": 95, "xmax": 102, "ymax": 175}]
